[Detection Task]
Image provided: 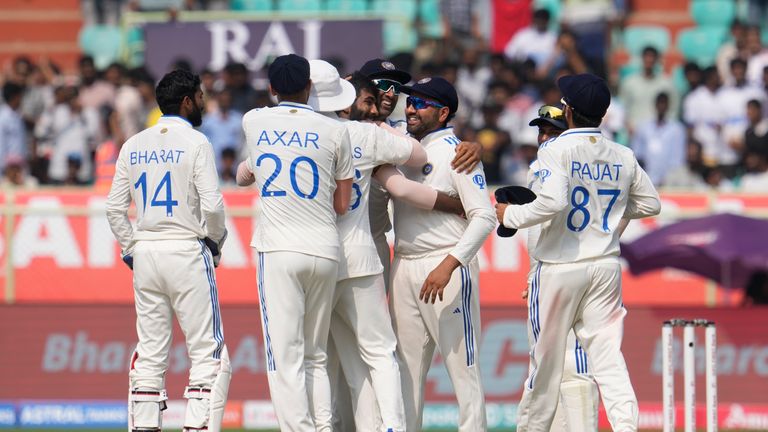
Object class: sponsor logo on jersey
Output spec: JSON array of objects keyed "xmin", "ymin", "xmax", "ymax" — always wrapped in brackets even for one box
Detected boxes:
[
  {"xmin": 422, "ymin": 163, "xmax": 433, "ymax": 175},
  {"xmin": 538, "ymin": 169, "xmax": 551, "ymax": 183},
  {"xmin": 473, "ymin": 174, "xmax": 486, "ymax": 189}
]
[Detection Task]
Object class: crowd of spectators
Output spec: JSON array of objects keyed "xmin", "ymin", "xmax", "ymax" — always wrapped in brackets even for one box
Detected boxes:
[{"xmin": 0, "ymin": 0, "xmax": 767, "ymax": 192}]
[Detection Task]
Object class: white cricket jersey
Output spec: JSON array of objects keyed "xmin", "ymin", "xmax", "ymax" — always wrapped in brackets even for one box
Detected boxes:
[
  {"xmin": 367, "ymin": 109, "xmax": 409, "ymax": 243},
  {"xmin": 336, "ymin": 117, "xmax": 415, "ymax": 280},
  {"xmin": 242, "ymin": 102, "xmax": 354, "ymax": 261},
  {"xmin": 394, "ymin": 127, "xmax": 496, "ymax": 265},
  {"xmin": 504, "ymin": 128, "xmax": 661, "ymax": 264},
  {"xmin": 106, "ymin": 116, "xmax": 226, "ymax": 255}
]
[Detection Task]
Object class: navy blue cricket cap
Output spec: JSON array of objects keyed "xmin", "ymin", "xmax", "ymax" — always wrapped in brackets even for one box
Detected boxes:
[
  {"xmin": 401, "ymin": 77, "xmax": 459, "ymax": 115},
  {"xmin": 557, "ymin": 73, "xmax": 611, "ymax": 119},
  {"xmin": 360, "ymin": 58, "xmax": 412, "ymax": 84},
  {"xmin": 495, "ymin": 186, "xmax": 537, "ymax": 237},
  {"xmin": 268, "ymin": 54, "xmax": 310, "ymax": 95}
]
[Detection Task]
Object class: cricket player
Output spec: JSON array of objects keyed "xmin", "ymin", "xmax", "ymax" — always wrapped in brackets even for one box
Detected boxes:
[
  {"xmin": 390, "ymin": 77, "xmax": 496, "ymax": 431},
  {"xmin": 498, "ymin": 74, "xmax": 661, "ymax": 432},
  {"xmin": 105, "ymin": 69, "xmax": 230, "ymax": 432},
  {"xmin": 359, "ymin": 59, "xmax": 482, "ymax": 288},
  {"xmin": 241, "ymin": 54, "xmax": 354, "ymax": 432},
  {"xmin": 526, "ymin": 105, "xmax": 600, "ymax": 432}
]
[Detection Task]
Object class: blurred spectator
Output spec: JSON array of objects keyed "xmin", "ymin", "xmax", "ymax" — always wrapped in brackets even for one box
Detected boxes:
[
  {"xmin": 717, "ymin": 20, "xmax": 748, "ymax": 85},
  {"xmin": 0, "ymin": 82, "xmax": 28, "ymax": 173},
  {"xmin": 200, "ymin": 88, "xmax": 244, "ymax": 169},
  {"xmin": 200, "ymin": 68, "xmax": 220, "ymax": 112},
  {"xmin": 78, "ymin": 55, "xmax": 115, "ymax": 111},
  {"xmin": 61, "ymin": 154, "xmax": 90, "ymax": 186},
  {"xmin": 535, "ymin": 30, "xmax": 589, "ymax": 81},
  {"xmin": 681, "ymin": 61, "xmax": 703, "ymax": 97},
  {"xmin": 35, "ymin": 86, "xmax": 98, "ymax": 184},
  {"xmin": 740, "ymin": 152, "xmax": 768, "ymax": 192},
  {"xmin": 683, "ymin": 67, "xmax": 735, "ymax": 169},
  {"xmin": 631, "ymin": 92, "xmax": 685, "ymax": 186},
  {"xmin": 560, "ymin": 0, "xmax": 617, "ymax": 78},
  {"xmin": 747, "ymin": 0, "xmax": 768, "ymax": 28},
  {"xmin": 718, "ymin": 59, "xmax": 766, "ymax": 156},
  {"xmin": 503, "ymin": 9, "xmax": 557, "ymax": 67},
  {"xmin": 114, "ymin": 67, "xmax": 153, "ymax": 138},
  {"xmin": 20, "ymin": 61, "xmax": 57, "ymax": 129},
  {"xmin": 223, "ymin": 62, "xmax": 258, "ymax": 113},
  {"xmin": 743, "ymin": 271, "xmax": 768, "ymax": 306},
  {"xmin": 440, "ymin": 0, "xmax": 484, "ymax": 49},
  {"xmin": 456, "ymin": 46, "xmax": 492, "ymax": 117},
  {"xmin": 0, "ymin": 155, "xmax": 37, "ymax": 188},
  {"xmin": 743, "ymin": 99, "xmax": 768, "ymax": 160},
  {"xmin": 745, "ymin": 25, "xmax": 768, "ymax": 86},
  {"xmin": 94, "ymin": 107, "xmax": 122, "ymax": 190},
  {"xmin": 619, "ymin": 46, "xmax": 678, "ymax": 132},
  {"xmin": 663, "ymin": 139, "xmax": 709, "ymax": 190},
  {"xmin": 219, "ymin": 147, "xmax": 237, "ymax": 187},
  {"xmin": 474, "ymin": 101, "xmax": 511, "ymax": 182},
  {"xmin": 5, "ymin": 56, "xmax": 33, "ymax": 86}
]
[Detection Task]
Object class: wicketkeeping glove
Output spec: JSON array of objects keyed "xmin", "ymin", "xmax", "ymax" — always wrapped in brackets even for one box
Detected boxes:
[
  {"xmin": 494, "ymin": 185, "xmax": 537, "ymax": 238},
  {"xmin": 122, "ymin": 254, "xmax": 134, "ymax": 270}
]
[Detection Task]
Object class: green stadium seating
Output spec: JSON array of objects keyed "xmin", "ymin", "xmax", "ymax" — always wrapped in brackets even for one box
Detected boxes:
[
  {"xmin": 623, "ymin": 25, "xmax": 671, "ymax": 56},
  {"xmin": 419, "ymin": 0, "xmax": 444, "ymax": 38},
  {"xmin": 324, "ymin": 0, "xmax": 368, "ymax": 15},
  {"xmin": 690, "ymin": 1, "xmax": 736, "ymax": 27},
  {"xmin": 230, "ymin": 0, "xmax": 272, "ymax": 11},
  {"xmin": 277, "ymin": 0, "xmax": 322, "ymax": 12},
  {"xmin": 371, "ymin": 0, "xmax": 418, "ymax": 53},
  {"xmin": 78, "ymin": 24, "xmax": 123, "ymax": 70},
  {"xmin": 677, "ymin": 26, "xmax": 728, "ymax": 67}
]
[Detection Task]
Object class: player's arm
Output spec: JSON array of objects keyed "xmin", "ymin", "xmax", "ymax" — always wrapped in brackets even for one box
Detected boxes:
[
  {"xmin": 623, "ymin": 158, "xmax": 661, "ymax": 219},
  {"xmin": 451, "ymin": 141, "xmax": 483, "ymax": 173},
  {"xmin": 194, "ymin": 141, "xmax": 227, "ymax": 246},
  {"xmin": 236, "ymin": 157, "xmax": 255, "ymax": 186},
  {"xmin": 334, "ymin": 127, "xmax": 355, "ymax": 215},
  {"xmin": 501, "ymin": 145, "xmax": 569, "ymax": 229},
  {"xmin": 374, "ymin": 122, "xmax": 427, "ymax": 168},
  {"xmin": 105, "ymin": 146, "xmax": 135, "ymax": 268},
  {"xmin": 420, "ymin": 166, "xmax": 496, "ymax": 303},
  {"xmin": 373, "ymin": 164, "xmax": 464, "ymax": 215}
]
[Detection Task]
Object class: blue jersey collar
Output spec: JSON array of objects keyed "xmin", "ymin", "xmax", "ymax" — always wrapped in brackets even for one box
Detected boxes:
[
  {"xmin": 559, "ymin": 127, "xmax": 602, "ymax": 138},
  {"xmin": 277, "ymin": 101, "xmax": 314, "ymax": 111},
  {"xmin": 159, "ymin": 115, "xmax": 193, "ymax": 127}
]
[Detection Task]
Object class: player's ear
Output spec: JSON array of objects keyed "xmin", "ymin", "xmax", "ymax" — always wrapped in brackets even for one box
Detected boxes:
[
  {"xmin": 268, "ymin": 84, "xmax": 278, "ymax": 97},
  {"xmin": 438, "ymin": 106, "xmax": 450, "ymax": 124}
]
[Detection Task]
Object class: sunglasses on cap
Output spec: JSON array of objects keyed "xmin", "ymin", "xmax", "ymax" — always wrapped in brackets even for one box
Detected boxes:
[
  {"xmin": 372, "ymin": 78, "xmax": 402, "ymax": 95},
  {"xmin": 538, "ymin": 105, "xmax": 564, "ymax": 120},
  {"xmin": 406, "ymin": 95, "xmax": 445, "ymax": 110}
]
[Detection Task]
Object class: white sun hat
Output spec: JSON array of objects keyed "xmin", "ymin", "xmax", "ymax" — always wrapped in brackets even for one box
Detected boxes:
[{"xmin": 307, "ymin": 59, "xmax": 356, "ymax": 112}]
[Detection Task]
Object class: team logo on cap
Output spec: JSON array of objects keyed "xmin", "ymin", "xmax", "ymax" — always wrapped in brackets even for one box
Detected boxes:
[
  {"xmin": 418, "ymin": 77, "xmax": 431, "ymax": 84},
  {"xmin": 422, "ymin": 163, "xmax": 433, "ymax": 175},
  {"xmin": 382, "ymin": 61, "xmax": 395, "ymax": 70}
]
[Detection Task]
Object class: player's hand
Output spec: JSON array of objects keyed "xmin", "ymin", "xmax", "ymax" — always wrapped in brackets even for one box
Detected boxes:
[
  {"xmin": 204, "ymin": 237, "xmax": 222, "ymax": 268},
  {"xmin": 451, "ymin": 141, "xmax": 483, "ymax": 173},
  {"xmin": 419, "ymin": 255, "xmax": 461, "ymax": 304},
  {"xmin": 521, "ymin": 287, "xmax": 529, "ymax": 300},
  {"xmin": 495, "ymin": 203, "xmax": 509, "ymax": 223},
  {"xmin": 122, "ymin": 254, "xmax": 133, "ymax": 270}
]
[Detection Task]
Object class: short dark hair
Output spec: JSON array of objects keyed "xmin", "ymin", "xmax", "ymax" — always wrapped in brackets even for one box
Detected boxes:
[
  {"xmin": 156, "ymin": 69, "xmax": 201, "ymax": 115},
  {"xmin": 79, "ymin": 55, "xmax": 95, "ymax": 68},
  {"xmin": 748, "ymin": 98, "xmax": 762, "ymax": 109},
  {"xmin": 730, "ymin": 58, "xmax": 747, "ymax": 69},
  {"xmin": 642, "ymin": 46, "xmax": 660, "ymax": 58},
  {"xmin": 570, "ymin": 106, "xmax": 602, "ymax": 128},
  {"xmin": 533, "ymin": 8, "xmax": 551, "ymax": 21},
  {"xmin": 655, "ymin": 92, "xmax": 669, "ymax": 104},
  {"xmin": 347, "ymin": 71, "xmax": 377, "ymax": 98},
  {"xmin": 2, "ymin": 82, "xmax": 24, "ymax": 103}
]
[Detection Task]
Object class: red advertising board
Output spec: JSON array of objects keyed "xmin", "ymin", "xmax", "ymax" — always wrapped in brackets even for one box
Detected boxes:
[
  {"xmin": 1, "ymin": 190, "xmax": 766, "ymax": 306},
  {"xmin": 2, "ymin": 304, "xmax": 766, "ymax": 406}
]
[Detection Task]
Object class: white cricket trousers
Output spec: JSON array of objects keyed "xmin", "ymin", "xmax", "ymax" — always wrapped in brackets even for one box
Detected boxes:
[
  {"xmin": 517, "ymin": 258, "xmax": 638, "ymax": 432},
  {"xmin": 329, "ymin": 273, "xmax": 405, "ymax": 431},
  {"xmin": 256, "ymin": 251, "xmax": 337, "ymax": 432},
  {"xmin": 390, "ymin": 254, "xmax": 486, "ymax": 431},
  {"xmin": 131, "ymin": 239, "xmax": 225, "ymax": 390}
]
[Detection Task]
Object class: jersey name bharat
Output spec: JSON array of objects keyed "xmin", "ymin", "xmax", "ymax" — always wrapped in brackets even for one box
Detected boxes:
[
  {"xmin": 122, "ymin": 116, "xmax": 209, "ymax": 241},
  {"xmin": 243, "ymin": 103, "xmax": 350, "ymax": 261},
  {"xmin": 394, "ymin": 128, "xmax": 467, "ymax": 258},
  {"xmin": 337, "ymin": 120, "xmax": 413, "ymax": 280},
  {"xmin": 533, "ymin": 128, "xmax": 637, "ymax": 263}
]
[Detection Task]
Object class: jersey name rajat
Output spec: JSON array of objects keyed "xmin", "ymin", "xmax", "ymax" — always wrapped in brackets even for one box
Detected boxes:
[
  {"xmin": 571, "ymin": 161, "xmax": 623, "ymax": 182},
  {"xmin": 253, "ymin": 130, "xmax": 320, "ymax": 149},
  {"xmin": 129, "ymin": 149, "xmax": 185, "ymax": 165}
]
